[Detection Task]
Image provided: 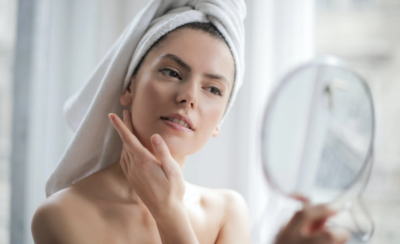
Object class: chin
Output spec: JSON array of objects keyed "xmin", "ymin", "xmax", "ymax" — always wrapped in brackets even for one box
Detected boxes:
[
  {"xmin": 134, "ymin": 122, "xmax": 207, "ymax": 158},
  {"xmin": 160, "ymin": 134, "xmax": 199, "ymax": 158}
]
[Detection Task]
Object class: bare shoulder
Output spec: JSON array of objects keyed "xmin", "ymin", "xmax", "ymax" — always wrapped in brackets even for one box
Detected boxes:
[
  {"xmin": 213, "ymin": 188, "xmax": 248, "ymax": 210},
  {"xmin": 188, "ymin": 184, "xmax": 251, "ymax": 244},
  {"xmin": 31, "ymin": 187, "xmax": 94, "ymax": 244},
  {"xmin": 190, "ymin": 184, "xmax": 248, "ymax": 214},
  {"xmin": 211, "ymin": 188, "xmax": 250, "ymax": 226}
]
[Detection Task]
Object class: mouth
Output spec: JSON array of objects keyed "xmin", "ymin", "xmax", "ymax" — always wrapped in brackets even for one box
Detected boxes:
[{"xmin": 160, "ymin": 116, "xmax": 194, "ymax": 131}]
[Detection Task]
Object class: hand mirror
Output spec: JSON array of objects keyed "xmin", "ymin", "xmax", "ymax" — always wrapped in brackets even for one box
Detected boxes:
[{"xmin": 260, "ymin": 57, "xmax": 375, "ymax": 241}]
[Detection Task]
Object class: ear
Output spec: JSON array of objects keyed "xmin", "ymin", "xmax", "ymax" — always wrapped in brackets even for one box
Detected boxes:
[
  {"xmin": 120, "ymin": 79, "xmax": 134, "ymax": 106},
  {"xmin": 211, "ymin": 125, "xmax": 220, "ymax": 137}
]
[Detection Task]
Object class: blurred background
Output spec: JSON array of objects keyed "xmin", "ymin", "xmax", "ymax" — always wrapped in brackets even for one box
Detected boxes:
[{"xmin": 0, "ymin": 0, "xmax": 399, "ymax": 243}]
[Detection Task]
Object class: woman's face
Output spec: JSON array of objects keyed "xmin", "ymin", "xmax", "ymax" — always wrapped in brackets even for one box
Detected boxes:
[{"xmin": 120, "ymin": 28, "xmax": 235, "ymax": 162}]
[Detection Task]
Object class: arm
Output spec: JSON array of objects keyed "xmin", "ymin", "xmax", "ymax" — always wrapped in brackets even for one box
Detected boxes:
[{"xmin": 215, "ymin": 190, "xmax": 251, "ymax": 244}]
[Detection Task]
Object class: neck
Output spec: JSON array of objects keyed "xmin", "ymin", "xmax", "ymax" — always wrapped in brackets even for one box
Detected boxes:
[
  {"xmin": 109, "ymin": 161, "xmax": 142, "ymax": 203},
  {"xmin": 174, "ymin": 155, "xmax": 187, "ymax": 169},
  {"xmin": 108, "ymin": 155, "xmax": 187, "ymax": 203}
]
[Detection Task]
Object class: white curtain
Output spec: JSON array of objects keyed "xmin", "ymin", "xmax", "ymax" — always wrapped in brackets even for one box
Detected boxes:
[
  {"xmin": 240, "ymin": 1, "xmax": 315, "ymax": 243},
  {"xmin": 20, "ymin": 1, "xmax": 315, "ymax": 243},
  {"xmin": 23, "ymin": 1, "xmax": 147, "ymax": 243}
]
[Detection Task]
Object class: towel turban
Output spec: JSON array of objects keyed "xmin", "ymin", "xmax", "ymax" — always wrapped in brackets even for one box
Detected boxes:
[{"xmin": 46, "ymin": 0, "xmax": 246, "ymax": 197}]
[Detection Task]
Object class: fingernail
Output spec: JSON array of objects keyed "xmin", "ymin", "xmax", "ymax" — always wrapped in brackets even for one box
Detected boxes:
[
  {"xmin": 152, "ymin": 134, "xmax": 162, "ymax": 145},
  {"xmin": 108, "ymin": 113, "xmax": 114, "ymax": 121}
]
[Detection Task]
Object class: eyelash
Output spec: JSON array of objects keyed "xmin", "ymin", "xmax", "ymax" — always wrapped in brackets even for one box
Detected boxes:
[
  {"xmin": 159, "ymin": 68, "xmax": 182, "ymax": 80},
  {"xmin": 159, "ymin": 68, "xmax": 223, "ymax": 96},
  {"xmin": 205, "ymin": 87, "xmax": 223, "ymax": 96}
]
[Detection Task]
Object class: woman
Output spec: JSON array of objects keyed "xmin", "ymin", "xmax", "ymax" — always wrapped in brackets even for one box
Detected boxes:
[{"xmin": 31, "ymin": 1, "xmax": 348, "ymax": 243}]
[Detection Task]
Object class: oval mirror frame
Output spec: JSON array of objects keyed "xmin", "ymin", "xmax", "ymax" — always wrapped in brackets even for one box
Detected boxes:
[{"xmin": 260, "ymin": 56, "xmax": 375, "ymax": 204}]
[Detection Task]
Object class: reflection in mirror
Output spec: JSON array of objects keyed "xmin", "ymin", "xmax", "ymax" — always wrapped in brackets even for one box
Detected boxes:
[
  {"xmin": 259, "ymin": 57, "xmax": 375, "ymax": 242},
  {"xmin": 261, "ymin": 58, "xmax": 373, "ymax": 204}
]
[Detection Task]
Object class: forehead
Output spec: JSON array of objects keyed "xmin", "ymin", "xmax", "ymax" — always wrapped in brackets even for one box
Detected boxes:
[{"xmin": 146, "ymin": 28, "xmax": 235, "ymax": 84}]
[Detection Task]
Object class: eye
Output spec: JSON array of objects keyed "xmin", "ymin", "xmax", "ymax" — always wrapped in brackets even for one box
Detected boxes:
[
  {"xmin": 160, "ymin": 68, "xmax": 182, "ymax": 80},
  {"xmin": 206, "ymin": 86, "xmax": 223, "ymax": 96}
]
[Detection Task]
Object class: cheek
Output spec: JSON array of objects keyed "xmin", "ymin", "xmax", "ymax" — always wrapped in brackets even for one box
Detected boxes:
[
  {"xmin": 195, "ymin": 100, "xmax": 225, "ymax": 139},
  {"xmin": 130, "ymin": 80, "xmax": 170, "ymax": 142},
  {"xmin": 201, "ymin": 92, "xmax": 228, "ymax": 124},
  {"xmin": 181, "ymin": 105, "xmax": 223, "ymax": 155},
  {"xmin": 202, "ymin": 106, "xmax": 224, "ymax": 129},
  {"xmin": 132, "ymin": 78, "xmax": 170, "ymax": 114}
]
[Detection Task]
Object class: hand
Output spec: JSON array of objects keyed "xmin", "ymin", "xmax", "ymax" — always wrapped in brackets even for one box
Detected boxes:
[
  {"xmin": 109, "ymin": 110, "xmax": 199, "ymax": 244},
  {"xmin": 108, "ymin": 110, "xmax": 186, "ymax": 216},
  {"xmin": 275, "ymin": 197, "xmax": 349, "ymax": 244}
]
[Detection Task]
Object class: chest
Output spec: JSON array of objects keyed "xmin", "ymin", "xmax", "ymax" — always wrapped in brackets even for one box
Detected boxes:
[{"xmin": 78, "ymin": 202, "xmax": 222, "ymax": 244}]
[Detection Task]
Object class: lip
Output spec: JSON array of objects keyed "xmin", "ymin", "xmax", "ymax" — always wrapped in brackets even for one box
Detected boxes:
[
  {"xmin": 160, "ymin": 113, "xmax": 195, "ymax": 132},
  {"xmin": 161, "ymin": 119, "xmax": 193, "ymax": 133}
]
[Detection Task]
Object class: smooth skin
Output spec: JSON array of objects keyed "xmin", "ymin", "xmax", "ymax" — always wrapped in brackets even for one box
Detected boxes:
[
  {"xmin": 31, "ymin": 28, "xmax": 249, "ymax": 244},
  {"xmin": 31, "ymin": 27, "xmax": 348, "ymax": 244}
]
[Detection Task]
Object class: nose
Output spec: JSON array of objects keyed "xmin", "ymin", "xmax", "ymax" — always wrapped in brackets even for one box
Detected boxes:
[{"xmin": 175, "ymin": 79, "xmax": 198, "ymax": 109}]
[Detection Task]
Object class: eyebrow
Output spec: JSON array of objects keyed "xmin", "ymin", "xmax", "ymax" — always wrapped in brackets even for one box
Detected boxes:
[
  {"xmin": 160, "ymin": 54, "xmax": 191, "ymax": 71},
  {"xmin": 158, "ymin": 53, "xmax": 230, "ymax": 87}
]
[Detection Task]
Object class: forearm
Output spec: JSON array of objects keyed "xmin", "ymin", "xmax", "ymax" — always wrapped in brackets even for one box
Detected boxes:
[{"xmin": 152, "ymin": 201, "xmax": 199, "ymax": 244}]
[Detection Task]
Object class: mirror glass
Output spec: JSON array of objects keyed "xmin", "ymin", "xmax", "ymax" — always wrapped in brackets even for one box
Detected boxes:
[{"xmin": 261, "ymin": 58, "xmax": 374, "ymax": 204}]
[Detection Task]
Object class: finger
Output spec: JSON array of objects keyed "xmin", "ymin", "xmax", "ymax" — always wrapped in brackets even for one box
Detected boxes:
[
  {"xmin": 304, "ymin": 231, "xmax": 335, "ymax": 244},
  {"xmin": 150, "ymin": 134, "xmax": 180, "ymax": 179},
  {"xmin": 327, "ymin": 228, "xmax": 350, "ymax": 244},
  {"xmin": 289, "ymin": 204, "xmax": 337, "ymax": 233},
  {"xmin": 109, "ymin": 112, "xmax": 131, "ymax": 143},
  {"xmin": 306, "ymin": 228, "xmax": 349, "ymax": 244},
  {"xmin": 123, "ymin": 109, "xmax": 134, "ymax": 134},
  {"xmin": 304, "ymin": 204, "xmax": 337, "ymax": 223},
  {"xmin": 290, "ymin": 193, "xmax": 310, "ymax": 205},
  {"xmin": 109, "ymin": 113, "xmax": 152, "ymax": 159},
  {"xmin": 120, "ymin": 145, "xmax": 129, "ymax": 174},
  {"xmin": 308, "ymin": 218, "xmax": 329, "ymax": 233}
]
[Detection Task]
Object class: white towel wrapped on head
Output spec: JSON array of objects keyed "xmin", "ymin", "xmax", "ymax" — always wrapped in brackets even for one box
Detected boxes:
[{"xmin": 45, "ymin": 0, "xmax": 246, "ymax": 197}]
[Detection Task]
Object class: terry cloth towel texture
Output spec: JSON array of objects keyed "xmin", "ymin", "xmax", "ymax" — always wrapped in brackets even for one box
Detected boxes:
[{"xmin": 45, "ymin": 0, "xmax": 246, "ymax": 197}]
